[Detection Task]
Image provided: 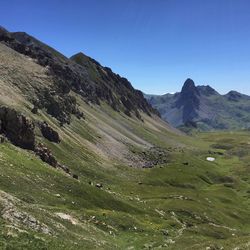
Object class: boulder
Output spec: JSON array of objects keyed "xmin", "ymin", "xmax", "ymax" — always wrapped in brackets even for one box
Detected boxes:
[
  {"xmin": 35, "ymin": 143, "xmax": 77, "ymax": 178},
  {"xmin": 31, "ymin": 105, "xmax": 38, "ymax": 114},
  {"xmin": 72, "ymin": 174, "xmax": 78, "ymax": 180},
  {"xmin": 40, "ymin": 121, "xmax": 60, "ymax": 143},
  {"xmin": 57, "ymin": 163, "xmax": 70, "ymax": 174},
  {"xmin": 0, "ymin": 135, "xmax": 5, "ymax": 143},
  {"xmin": 35, "ymin": 143, "xmax": 57, "ymax": 167},
  {"xmin": 96, "ymin": 183, "xmax": 103, "ymax": 188}
]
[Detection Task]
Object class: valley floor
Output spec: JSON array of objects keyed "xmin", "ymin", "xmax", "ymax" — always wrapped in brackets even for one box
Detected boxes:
[{"xmin": 0, "ymin": 127, "xmax": 250, "ymax": 249}]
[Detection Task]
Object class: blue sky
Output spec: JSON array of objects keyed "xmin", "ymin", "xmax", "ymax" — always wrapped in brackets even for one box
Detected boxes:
[{"xmin": 1, "ymin": 0, "xmax": 250, "ymax": 94}]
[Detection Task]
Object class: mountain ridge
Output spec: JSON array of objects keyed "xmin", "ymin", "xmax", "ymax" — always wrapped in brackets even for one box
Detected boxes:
[
  {"xmin": 0, "ymin": 26, "xmax": 158, "ymax": 124},
  {"xmin": 145, "ymin": 79, "xmax": 250, "ymax": 130}
]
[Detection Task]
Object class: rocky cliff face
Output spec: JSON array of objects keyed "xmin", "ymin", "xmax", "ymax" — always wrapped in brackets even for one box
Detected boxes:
[
  {"xmin": 0, "ymin": 27, "xmax": 158, "ymax": 123},
  {"xmin": 0, "ymin": 106, "xmax": 35, "ymax": 150},
  {"xmin": 145, "ymin": 79, "xmax": 250, "ymax": 130},
  {"xmin": 71, "ymin": 52, "xmax": 158, "ymax": 119},
  {"xmin": 0, "ymin": 106, "xmax": 76, "ymax": 177}
]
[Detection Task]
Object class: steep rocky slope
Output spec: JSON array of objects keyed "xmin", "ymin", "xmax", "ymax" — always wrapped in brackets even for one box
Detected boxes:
[
  {"xmin": 0, "ymin": 26, "xmax": 157, "ymax": 124},
  {"xmin": 145, "ymin": 78, "xmax": 250, "ymax": 130},
  {"xmin": 0, "ymin": 27, "xmax": 250, "ymax": 249}
]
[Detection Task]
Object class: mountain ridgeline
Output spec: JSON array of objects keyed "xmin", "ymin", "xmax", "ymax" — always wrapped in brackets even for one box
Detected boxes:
[
  {"xmin": 0, "ymin": 26, "xmax": 157, "ymax": 124},
  {"xmin": 145, "ymin": 78, "xmax": 250, "ymax": 131}
]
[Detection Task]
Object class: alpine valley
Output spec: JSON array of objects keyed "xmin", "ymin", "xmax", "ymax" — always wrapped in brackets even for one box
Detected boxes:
[{"xmin": 0, "ymin": 26, "xmax": 250, "ymax": 249}]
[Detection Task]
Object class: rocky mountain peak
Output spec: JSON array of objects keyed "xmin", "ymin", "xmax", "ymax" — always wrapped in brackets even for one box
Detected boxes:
[
  {"xmin": 177, "ymin": 79, "xmax": 200, "ymax": 105},
  {"xmin": 70, "ymin": 52, "xmax": 101, "ymax": 67},
  {"xmin": 181, "ymin": 78, "xmax": 197, "ymax": 93},
  {"xmin": 225, "ymin": 90, "xmax": 245, "ymax": 102},
  {"xmin": 71, "ymin": 52, "xmax": 88, "ymax": 60},
  {"xmin": 226, "ymin": 90, "xmax": 242, "ymax": 97},
  {"xmin": 72, "ymin": 52, "xmax": 86, "ymax": 58},
  {"xmin": 176, "ymin": 78, "xmax": 200, "ymax": 123}
]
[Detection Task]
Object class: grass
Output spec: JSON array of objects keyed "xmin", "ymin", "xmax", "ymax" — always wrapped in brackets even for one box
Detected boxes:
[{"xmin": 0, "ymin": 102, "xmax": 250, "ymax": 249}]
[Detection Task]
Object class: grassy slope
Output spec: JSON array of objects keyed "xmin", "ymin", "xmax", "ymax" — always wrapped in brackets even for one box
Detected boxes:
[
  {"xmin": 0, "ymin": 102, "xmax": 250, "ymax": 249},
  {"xmin": 0, "ymin": 43, "xmax": 249, "ymax": 249}
]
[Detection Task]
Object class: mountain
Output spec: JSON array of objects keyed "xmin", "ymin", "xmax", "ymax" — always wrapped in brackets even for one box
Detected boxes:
[
  {"xmin": 0, "ymin": 27, "xmax": 157, "ymax": 124},
  {"xmin": 0, "ymin": 26, "xmax": 250, "ymax": 249},
  {"xmin": 145, "ymin": 78, "xmax": 250, "ymax": 130}
]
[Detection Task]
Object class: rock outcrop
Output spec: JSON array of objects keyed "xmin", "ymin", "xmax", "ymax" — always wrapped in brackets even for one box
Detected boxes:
[
  {"xmin": 0, "ymin": 106, "xmax": 35, "ymax": 150},
  {"xmin": 40, "ymin": 121, "xmax": 60, "ymax": 143},
  {"xmin": 0, "ymin": 106, "xmax": 75, "ymax": 177},
  {"xmin": 71, "ymin": 52, "xmax": 157, "ymax": 119},
  {"xmin": 35, "ymin": 143, "xmax": 58, "ymax": 167}
]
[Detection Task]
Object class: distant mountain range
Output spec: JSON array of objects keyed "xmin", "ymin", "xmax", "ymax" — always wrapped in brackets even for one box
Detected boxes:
[{"xmin": 145, "ymin": 78, "xmax": 250, "ymax": 131}]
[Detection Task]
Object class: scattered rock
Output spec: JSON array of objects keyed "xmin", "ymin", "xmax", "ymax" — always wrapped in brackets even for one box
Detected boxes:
[
  {"xmin": 58, "ymin": 164, "xmax": 70, "ymax": 174},
  {"xmin": 35, "ymin": 143, "xmax": 57, "ymax": 167},
  {"xmin": 55, "ymin": 212, "xmax": 78, "ymax": 225},
  {"xmin": 166, "ymin": 239, "xmax": 175, "ymax": 244},
  {"xmin": 96, "ymin": 183, "xmax": 103, "ymax": 188},
  {"xmin": 72, "ymin": 174, "xmax": 78, "ymax": 180},
  {"xmin": 0, "ymin": 191, "xmax": 52, "ymax": 234},
  {"xmin": 35, "ymin": 143, "xmax": 77, "ymax": 178},
  {"xmin": 31, "ymin": 105, "xmax": 38, "ymax": 114},
  {"xmin": 161, "ymin": 229, "xmax": 169, "ymax": 236},
  {"xmin": 135, "ymin": 146, "xmax": 170, "ymax": 168}
]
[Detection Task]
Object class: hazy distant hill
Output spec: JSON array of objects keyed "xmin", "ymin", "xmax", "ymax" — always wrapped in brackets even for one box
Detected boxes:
[{"xmin": 145, "ymin": 78, "xmax": 250, "ymax": 130}]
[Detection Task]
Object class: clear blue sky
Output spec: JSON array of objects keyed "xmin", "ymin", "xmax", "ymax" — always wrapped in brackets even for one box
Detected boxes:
[{"xmin": 1, "ymin": 0, "xmax": 250, "ymax": 94}]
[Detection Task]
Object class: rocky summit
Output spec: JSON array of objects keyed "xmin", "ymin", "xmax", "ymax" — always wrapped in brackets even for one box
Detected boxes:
[{"xmin": 145, "ymin": 78, "xmax": 250, "ymax": 131}]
